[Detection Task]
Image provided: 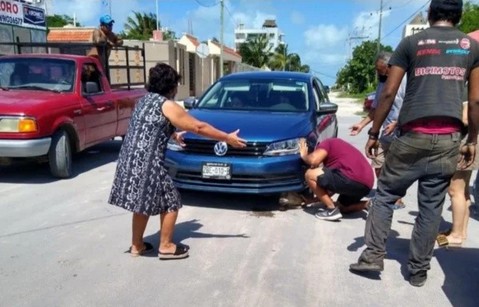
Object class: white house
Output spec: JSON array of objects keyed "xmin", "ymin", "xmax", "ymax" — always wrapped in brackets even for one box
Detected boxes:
[{"xmin": 234, "ymin": 19, "xmax": 285, "ymax": 51}]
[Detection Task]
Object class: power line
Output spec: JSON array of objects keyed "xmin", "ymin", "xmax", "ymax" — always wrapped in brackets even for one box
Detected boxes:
[
  {"xmin": 193, "ymin": 0, "xmax": 219, "ymax": 8},
  {"xmin": 382, "ymin": 0, "xmax": 430, "ymax": 40},
  {"xmin": 224, "ymin": 3, "xmax": 238, "ymax": 28}
]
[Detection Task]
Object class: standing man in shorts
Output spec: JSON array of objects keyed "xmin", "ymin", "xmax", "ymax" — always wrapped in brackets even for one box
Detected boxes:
[
  {"xmin": 299, "ymin": 138, "xmax": 374, "ymax": 221},
  {"xmin": 350, "ymin": 0, "xmax": 479, "ymax": 287}
]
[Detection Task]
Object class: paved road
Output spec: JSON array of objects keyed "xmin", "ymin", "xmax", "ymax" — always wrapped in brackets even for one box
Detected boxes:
[{"xmin": 1, "ymin": 92, "xmax": 478, "ymax": 306}]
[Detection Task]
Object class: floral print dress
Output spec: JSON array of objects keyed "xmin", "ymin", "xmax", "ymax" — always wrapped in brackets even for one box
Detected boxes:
[{"xmin": 109, "ymin": 93, "xmax": 182, "ymax": 216}]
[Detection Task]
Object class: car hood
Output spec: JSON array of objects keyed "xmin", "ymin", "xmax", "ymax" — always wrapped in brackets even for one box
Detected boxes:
[
  {"xmin": 185, "ymin": 109, "xmax": 312, "ymax": 142},
  {"xmin": 0, "ymin": 90, "xmax": 76, "ymax": 116}
]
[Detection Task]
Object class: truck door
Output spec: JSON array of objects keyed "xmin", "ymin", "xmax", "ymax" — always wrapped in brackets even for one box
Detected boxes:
[{"xmin": 80, "ymin": 63, "xmax": 117, "ymax": 146}]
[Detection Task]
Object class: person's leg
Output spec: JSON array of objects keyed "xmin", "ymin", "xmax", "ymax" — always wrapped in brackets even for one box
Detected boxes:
[
  {"xmin": 131, "ymin": 212, "xmax": 150, "ymax": 253},
  {"xmin": 159, "ymin": 210, "xmax": 179, "ymax": 254},
  {"xmin": 408, "ymin": 134, "xmax": 459, "ymax": 286},
  {"xmin": 352, "ymin": 135, "xmax": 423, "ymax": 270},
  {"xmin": 305, "ymin": 167, "xmax": 335, "ymax": 209},
  {"xmin": 445, "ymin": 170, "xmax": 472, "ymax": 244},
  {"xmin": 376, "ymin": 142, "xmax": 405, "ymax": 208}
]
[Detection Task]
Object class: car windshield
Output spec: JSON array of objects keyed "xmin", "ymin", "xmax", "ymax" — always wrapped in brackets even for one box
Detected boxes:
[
  {"xmin": 0, "ymin": 58, "xmax": 76, "ymax": 93},
  {"xmin": 197, "ymin": 78, "xmax": 309, "ymax": 112}
]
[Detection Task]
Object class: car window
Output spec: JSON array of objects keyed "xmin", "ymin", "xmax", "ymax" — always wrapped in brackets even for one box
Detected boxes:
[
  {"xmin": 198, "ymin": 78, "xmax": 309, "ymax": 112},
  {"xmin": 81, "ymin": 63, "xmax": 103, "ymax": 95},
  {"xmin": 312, "ymin": 79, "xmax": 324, "ymax": 111}
]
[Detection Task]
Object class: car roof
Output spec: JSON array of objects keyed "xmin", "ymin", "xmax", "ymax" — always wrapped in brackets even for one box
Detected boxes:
[{"xmin": 220, "ymin": 71, "xmax": 314, "ymax": 82}]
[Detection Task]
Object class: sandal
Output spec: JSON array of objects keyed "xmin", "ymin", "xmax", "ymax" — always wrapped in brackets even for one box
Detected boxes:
[
  {"xmin": 438, "ymin": 228, "xmax": 452, "ymax": 236},
  {"xmin": 128, "ymin": 242, "xmax": 154, "ymax": 257},
  {"xmin": 159, "ymin": 245, "xmax": 189, "ymax": 260},
  {"xmin": 436, "ymin": 234, "xmax": 462, "ymax": 248}
]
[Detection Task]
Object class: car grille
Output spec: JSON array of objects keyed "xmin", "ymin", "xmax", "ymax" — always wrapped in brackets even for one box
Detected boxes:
[{"xmin": 184, "ymin": 139, "xmax": 268, "ymax": 156}]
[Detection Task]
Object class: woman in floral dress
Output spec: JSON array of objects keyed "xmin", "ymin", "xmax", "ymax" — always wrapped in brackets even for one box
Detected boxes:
[{"xmin": 109, "ymin": 63, "xmax": 246, "ymax": 260}]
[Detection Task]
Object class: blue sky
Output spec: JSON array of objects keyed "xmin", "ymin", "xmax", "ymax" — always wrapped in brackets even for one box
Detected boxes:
[{"xmin": 50, "ymin": 0, "xmax": 479, "ymax": 85}]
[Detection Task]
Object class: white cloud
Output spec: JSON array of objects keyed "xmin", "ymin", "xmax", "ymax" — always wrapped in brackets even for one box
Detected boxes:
[
  {"xmin": 304, "ymin": 24, "xmax": 348, "ymax": 51},
  {"xmin": 50, "ymin": 0, "xmax": 142, "ymax": 28},
  {"xmin": 290, "ymin": 11, "xmax": 304, "ymax": 26}
]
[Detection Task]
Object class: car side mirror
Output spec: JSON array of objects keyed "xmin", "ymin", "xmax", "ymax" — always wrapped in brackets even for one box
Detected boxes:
[
  {"xmin": 84, "ymin": 81, "xmax": 100, "ymax": 94},
  {"xmin": 183, "ymin": 97, "xmax": 198, "ymax": 109},
  {"xmin": 317, "ymin": 102, "xmax": 338, "ymax": 115},
  {"xmin": 324, "ymin": 86, "xmax": 330, "ymax": 93}
]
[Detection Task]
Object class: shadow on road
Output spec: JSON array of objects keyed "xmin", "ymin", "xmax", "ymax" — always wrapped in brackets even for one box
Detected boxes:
[
  {"xmin": 435, "ymin": 247, "xmax": 479, "ymax": 307},
  {"xmin": 140, "ymin": 219, "xmax": 250, "ymax": 258},
  {"xmin": 0, "ymin": 140, "xmax": 122, "ymax": 184},
  {"xmin": 180, "ymin": 190, "xmax": 281, "ymax": 213}
]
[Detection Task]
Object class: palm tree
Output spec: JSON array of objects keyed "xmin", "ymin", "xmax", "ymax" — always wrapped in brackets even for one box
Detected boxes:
[
  {"xmin": 269, "ymin": 44, "xmax": 311, "ymax": 73},
  {"xmin": 238, "ymin": 34, "xmax": 272, "ymax": 68},
  {"xmin": 121, "ymin": 11, "xmax": 175, "ymax": 41}
]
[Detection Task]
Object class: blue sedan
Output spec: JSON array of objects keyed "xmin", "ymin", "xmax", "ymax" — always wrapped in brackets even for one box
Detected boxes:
[{"xmin": 165, "ymin": 71, "xmax": 338, "ymax": 194}]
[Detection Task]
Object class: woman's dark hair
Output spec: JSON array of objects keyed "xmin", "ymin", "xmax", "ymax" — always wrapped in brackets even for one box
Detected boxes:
[
  {"xmin": 428, "ymin": 7, "xmax": 462, "ymax": 25},
  {"xmin": 146, "ymin": 63, "xmax": 181, "ymax": 96}
]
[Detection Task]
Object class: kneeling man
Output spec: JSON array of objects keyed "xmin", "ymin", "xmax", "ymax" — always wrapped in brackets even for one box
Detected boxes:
[{"xmin": 299, "ymin": 138, "xmax": 374, "ymax": 221}]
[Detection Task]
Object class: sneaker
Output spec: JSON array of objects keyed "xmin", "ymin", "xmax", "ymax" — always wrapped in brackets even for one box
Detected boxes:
[
  {"xmin": 409, "ymin": 270, "xmax": 427, "ymax": 287},
  {"xmin": 315, "ymin": 206, "xmax": 342, "ymax": 221}
]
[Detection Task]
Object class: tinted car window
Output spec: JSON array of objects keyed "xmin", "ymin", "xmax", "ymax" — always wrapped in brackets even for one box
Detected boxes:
[{"xmin": 198, "ymin": 79, "xmax": 309, "ymax": 112}]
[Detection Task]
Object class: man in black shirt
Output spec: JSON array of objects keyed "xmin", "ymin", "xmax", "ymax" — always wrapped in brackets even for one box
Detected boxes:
[{"xmin": 349, "ymin": 0, "xmax": 479, "ymax": 287}]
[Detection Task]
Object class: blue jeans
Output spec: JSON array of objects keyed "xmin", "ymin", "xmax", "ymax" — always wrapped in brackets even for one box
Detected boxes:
[{"xmin": 359, "ymin": 132, "xmax": 461, "ymax": 273}]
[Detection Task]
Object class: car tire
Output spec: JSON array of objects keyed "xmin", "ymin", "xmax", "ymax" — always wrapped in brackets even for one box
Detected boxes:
[{"xmin": 48, "ymin": 130, "xmax": 73, "ymax": 178}]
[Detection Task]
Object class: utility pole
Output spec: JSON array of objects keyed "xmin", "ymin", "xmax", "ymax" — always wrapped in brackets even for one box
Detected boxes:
[
  {"xmin": 219, "ymin": 0, "xmax": 224, "ymax": 77},
  {"xmin": 377, "ymin": 0, "xmax": 384, "ymax": 54},
  {"xmin": 155, "ymin": 0, "xmax": 159, "ymax": 31}
]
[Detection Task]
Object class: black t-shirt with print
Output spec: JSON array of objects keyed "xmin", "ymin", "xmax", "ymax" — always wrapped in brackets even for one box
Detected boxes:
[{"xmin": 389, "ymin": 26, "xmax": 479, "ymax": 126}]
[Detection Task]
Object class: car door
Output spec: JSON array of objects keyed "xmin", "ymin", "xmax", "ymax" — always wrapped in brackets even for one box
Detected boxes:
[
  {"xmin": 312, "ymin": 78, "xmax": 337, "ymax": 145},
  {"xmin": 80, "ymin": 62, "xmax": 117, "ymax": 146}
]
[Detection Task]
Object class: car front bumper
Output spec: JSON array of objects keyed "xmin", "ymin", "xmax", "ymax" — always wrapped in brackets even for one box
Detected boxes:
[
  {"xmin": 165, "ymin": 152, "xmax": 306, "ymax": 194},
  {"xmin": 0, "ymin": 138, "xmax": 51, "ymax": 157}
]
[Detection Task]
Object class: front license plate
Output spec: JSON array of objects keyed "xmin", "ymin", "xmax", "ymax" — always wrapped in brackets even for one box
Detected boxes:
[{"xmin": 202, "ymin": 162, "xmax": 231, "ymax": 180}]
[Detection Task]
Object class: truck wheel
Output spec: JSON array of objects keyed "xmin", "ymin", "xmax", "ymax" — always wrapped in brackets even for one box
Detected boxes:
[{"xmin": 48, "ymin": 130, "xmax": 73, "ymax": 178}]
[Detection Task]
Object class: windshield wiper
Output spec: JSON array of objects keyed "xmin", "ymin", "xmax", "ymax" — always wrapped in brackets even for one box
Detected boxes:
[{"xmin": 11, "ymin": 85, "xmax": 61, "ymax": 93}]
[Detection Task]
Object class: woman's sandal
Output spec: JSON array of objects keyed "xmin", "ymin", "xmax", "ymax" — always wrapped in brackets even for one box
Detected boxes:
[
  {"xmin": 436, "ymin": 234, "xmax": 462, "ymax": 248},
  {"xmin": 128, "ymin": 242, "xmax": 154, "ymax": 257},
  {"xmin": 159, "ymin": 245, "xmax": 189, "ymax": 260},
  {"xmin": 438, "ymin": 228, "xmax": 452, "ymax": 236}
]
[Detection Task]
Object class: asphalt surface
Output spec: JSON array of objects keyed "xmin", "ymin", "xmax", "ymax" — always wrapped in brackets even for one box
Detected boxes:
[{"xmin": 1, "ymin": 92, "xmax": 478, "ymax": 306}]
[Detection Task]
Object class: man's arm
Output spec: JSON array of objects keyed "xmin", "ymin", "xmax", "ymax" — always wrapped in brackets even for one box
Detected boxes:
[
  {"xmin": 299, "ymin": 139, "xmax": 327, "ymax": 167},
  {"xmin": 350, "ymin": 108, "xmax": 374, "ymax": 135},
  {"xmin": 108, "ymin": 32, "xmax": 124, "ymax": 46}
]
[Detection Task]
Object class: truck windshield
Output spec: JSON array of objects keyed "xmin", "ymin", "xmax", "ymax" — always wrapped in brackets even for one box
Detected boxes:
[{"xmin": 0, "ymin": 58, "xmax": 76, "ymax": 93}]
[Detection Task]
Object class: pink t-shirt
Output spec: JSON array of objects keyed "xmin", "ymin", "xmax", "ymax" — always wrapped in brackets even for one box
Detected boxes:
[
  {"xmin": 316, "ymin": 138, "xmax": 374, "ymax": 189},
  {"xmin": 402, "ymin": 117, "xmax": 461, "ymax": 134}
]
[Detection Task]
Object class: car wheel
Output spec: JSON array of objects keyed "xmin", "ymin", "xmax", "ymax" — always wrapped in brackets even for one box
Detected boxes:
[{"xmin": 48, "ymin": 130, "xmax": 73, "ymax": 178}]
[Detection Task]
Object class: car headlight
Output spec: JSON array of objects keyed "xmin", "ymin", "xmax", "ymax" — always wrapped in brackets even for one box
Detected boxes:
[
  {"xmin": 264, "ymin": 138, "xmax": 300, "ymax": 156},
  {"xmin": 0, "ymin": 117, "xmax": 38, "ymax": 133},
  {"xmin": 167, "ymin": 138, "xmax": 184, "ymax": 151}
]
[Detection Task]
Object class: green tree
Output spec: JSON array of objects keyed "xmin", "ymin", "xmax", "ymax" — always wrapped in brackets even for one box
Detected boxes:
[
  {"xmin": 46, "ymin": 14, "xmax": 81, "ymax": 28},
  {"xmin": 238, "ymin": 34, "xmax": 272, "ymax": 68},
  {"xmin": 121, "ymin": 11, "xmax": 175, "ymax": 41},
  {"xmin": 336, "ymin": 40, "xmax": 392, "ymax": 93},
  {"xmin": 267, "ymin": 44, "xmax": 310, "ymax": 72},
  {"xmin": 459, "ymin": 2, "xmax": 479, "ymax": 33}
]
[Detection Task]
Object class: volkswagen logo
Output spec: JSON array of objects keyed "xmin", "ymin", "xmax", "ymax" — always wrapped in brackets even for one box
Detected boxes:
[{"xmin": 214, "ymin": 141, "xmax": 228, "ymax": 156}]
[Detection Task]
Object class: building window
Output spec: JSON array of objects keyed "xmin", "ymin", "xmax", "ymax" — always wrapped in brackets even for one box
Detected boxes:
[
  {"xmin": 269, "ymin": 33, "xmax": 275, "ymax": 38},
  {"xmin": 236, "ymin": 33, "xmax": 245, "ymax": 39}
]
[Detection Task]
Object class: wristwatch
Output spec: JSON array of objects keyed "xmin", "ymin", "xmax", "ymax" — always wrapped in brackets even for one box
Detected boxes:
[{"xmin": 367, "ymin": 128, "xmax": 380, "ymax": 140}]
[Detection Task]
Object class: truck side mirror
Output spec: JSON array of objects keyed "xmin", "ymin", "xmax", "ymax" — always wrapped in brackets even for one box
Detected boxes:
[{"xmin": 84, "ymin": 81, "xmax": 100, "ymax": 94}]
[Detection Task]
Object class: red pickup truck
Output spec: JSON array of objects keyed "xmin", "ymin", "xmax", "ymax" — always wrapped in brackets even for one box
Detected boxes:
[{"xmin": 0, "ymin": 54, "xmax": 146, "ymax": 178}]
